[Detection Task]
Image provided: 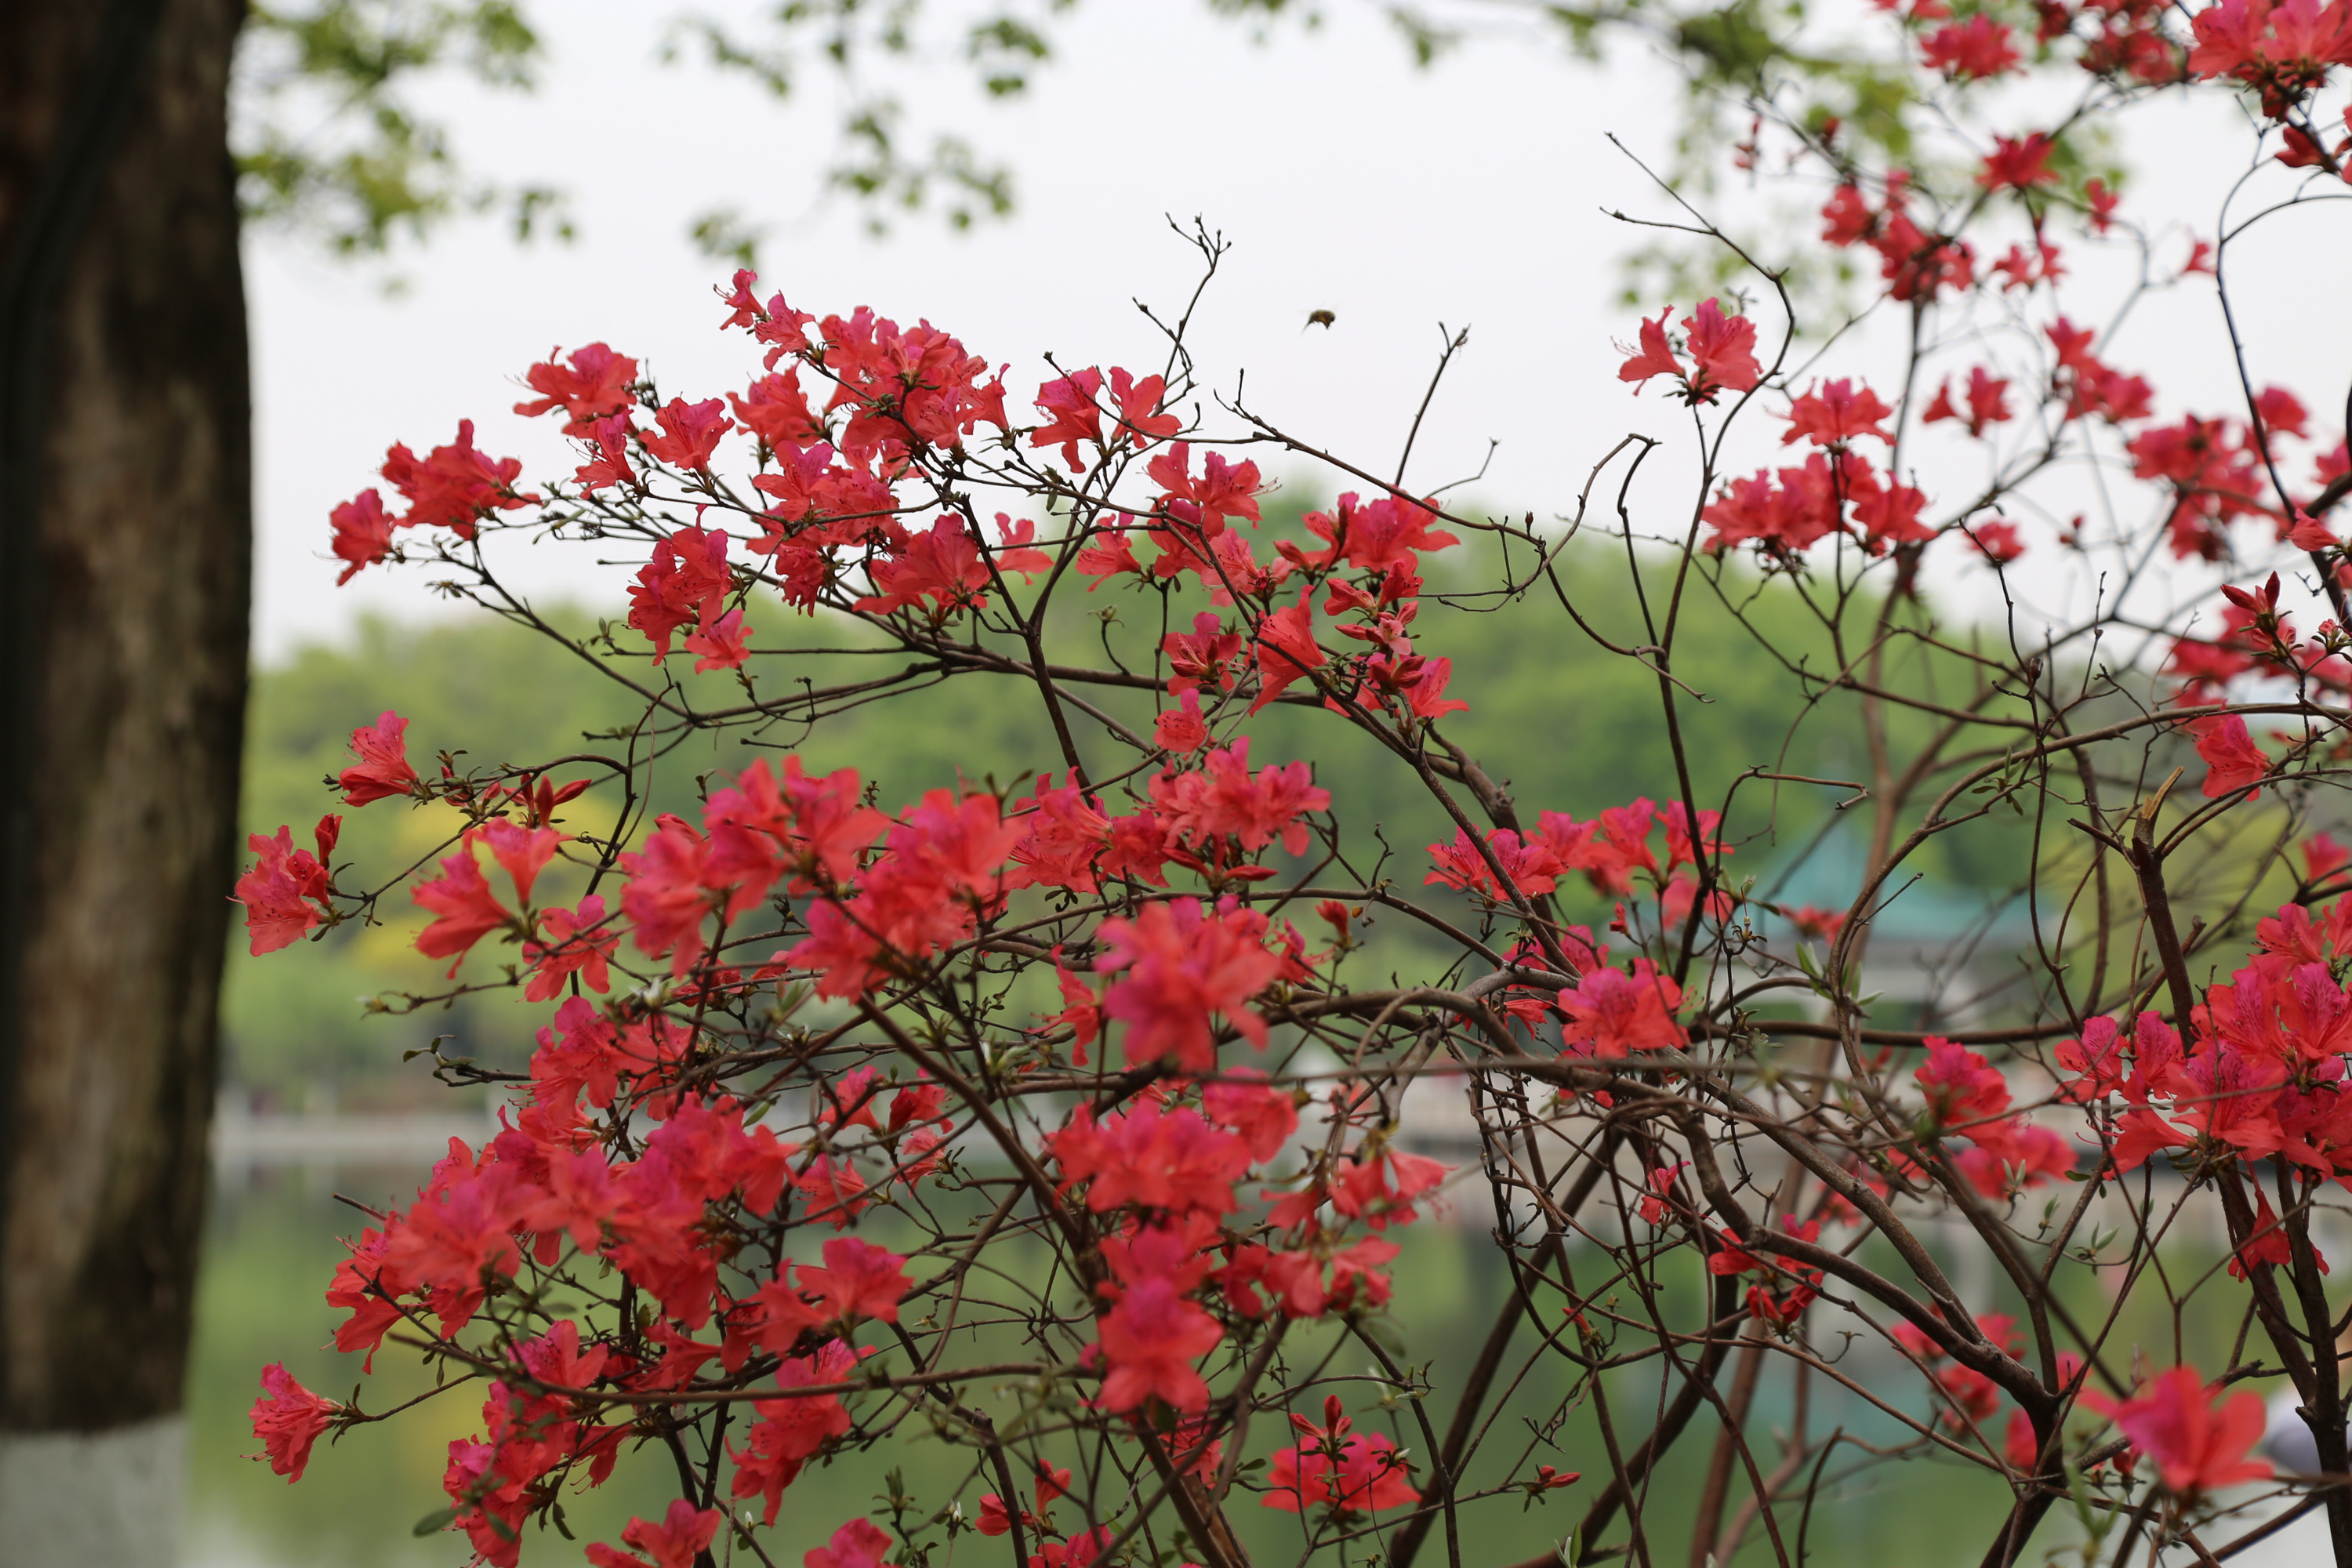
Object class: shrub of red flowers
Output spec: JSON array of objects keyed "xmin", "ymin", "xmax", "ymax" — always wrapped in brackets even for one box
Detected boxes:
[{"xmin": 241, "ymin": 7, "xmax": 2352, "ymax": 1567}]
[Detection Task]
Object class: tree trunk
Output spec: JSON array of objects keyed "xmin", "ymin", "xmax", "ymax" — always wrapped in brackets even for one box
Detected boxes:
[{"xmin": 0, "ymin": 0, "xmax": 249, "ymax": 1561}]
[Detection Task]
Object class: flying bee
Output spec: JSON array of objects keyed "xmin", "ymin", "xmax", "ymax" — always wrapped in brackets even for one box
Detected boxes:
[{"xmin": 1304, "ymin": 309, "xmax": 1336, "ymax": 332}]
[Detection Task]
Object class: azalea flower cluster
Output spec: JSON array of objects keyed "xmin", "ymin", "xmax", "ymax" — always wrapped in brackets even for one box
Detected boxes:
[
  {"xmin": 1657, "ymin": 0, "xmax": 2350, "ymax": 577},
  {"xmin": 242, "ymin": 691, "xmax": 1461, "ymax": 1564},
  {"xmin": 2053, "ymin": 893, "xmax": 2352, "ymax": 1207},
  {"xmin": 234, "ymin": 1, "xmax": 2352, "ymax": 1560}
]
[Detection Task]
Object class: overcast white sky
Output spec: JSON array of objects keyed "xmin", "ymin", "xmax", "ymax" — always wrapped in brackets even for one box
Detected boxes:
[{"xmin": 242, "ymin": 0, "xmax": 2351, "ymax": 661}]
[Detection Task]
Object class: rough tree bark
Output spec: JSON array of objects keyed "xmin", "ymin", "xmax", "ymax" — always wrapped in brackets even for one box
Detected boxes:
[{"xmin": 0, "ymin": 1, "xmax": 249, "ymax": 1561}]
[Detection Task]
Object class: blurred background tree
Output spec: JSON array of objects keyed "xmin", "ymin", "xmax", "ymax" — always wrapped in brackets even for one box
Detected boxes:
[
  {"xmin": 0, "ymin": 5, "xmax": 249, "ymax": 1560},
  {"xmin": 234, "ymin": 1, "xmax": 565, "ymax": 256}
]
